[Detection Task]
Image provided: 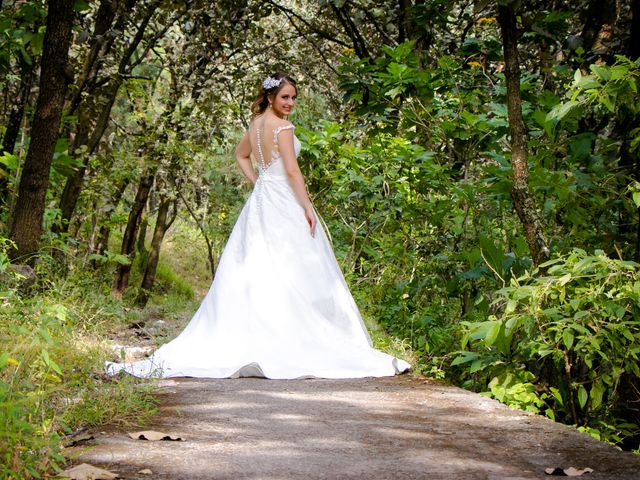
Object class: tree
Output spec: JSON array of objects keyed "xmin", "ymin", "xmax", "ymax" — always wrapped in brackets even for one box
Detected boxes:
[
  {"xmin": 113, "ymin": 171, "xmax": 154, "ymax": 295},
  {"xmin": 56, "ymin": 0, "xmax": 168, "ymax": 233},
  {"xmin": 8, "ymin": 0, "xmax": 75, "ymax": 261},
  {"xmin": 136, "ymin": 190, "xmax": 177, "ymax": 306},
  {"xmin": 0, "ymin": 1, "xmax": 46, "ymax": 207},
  {"xmin": 497, "ymin": 0, "xmax": 549, "ymax": 265},
  {"xmin": 631, "ymin": 0, "xmax": 640, "ymax": 59}
]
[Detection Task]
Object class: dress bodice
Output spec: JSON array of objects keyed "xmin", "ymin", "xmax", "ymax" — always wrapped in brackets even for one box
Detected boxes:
[{"xmin": 255, "ymin": 124, "xmax": 300, "ymax": 179}]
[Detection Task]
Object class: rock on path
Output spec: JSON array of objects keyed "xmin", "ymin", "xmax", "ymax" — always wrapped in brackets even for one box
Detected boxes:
[{"xmin": 72, "ymin": 376, "xmax": 640, "ymax": 479}]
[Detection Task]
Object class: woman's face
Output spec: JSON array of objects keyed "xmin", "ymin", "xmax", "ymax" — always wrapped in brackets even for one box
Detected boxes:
[{"xmin": 270, "ymin": 84, "xmax": 297, "ymax": 118}]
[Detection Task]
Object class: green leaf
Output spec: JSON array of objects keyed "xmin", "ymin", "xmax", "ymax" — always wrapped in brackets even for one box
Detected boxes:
[
  {"xmin": 573, "ymin": 310, "xmax": 589, "ymax": 321},
  {"xmin": 590, "ymin": 382, "xmax": 605, "ymax": 410},
  {"xmin": 384, "ymin": 86, "xmax": 404, "ymax": 99},
  {"xmin": 451, "ymin": 351, "xmax": 480, "ymax": 366},
  {"xmin": 610, "ymin": 65, "xmax": 628, "ymax": 80},
  {"xmin": 550, "ymin": 387, "xmax": 564, "ymax": 407},
  {"xmin": 484, "ymin": 321, "xmax": 502, "ymax": 346},
  {"xmin": 39, "ymin": 327, "xmax": 53, "ymax": 343},
  {"xmin": 0, "ymin": 352, "xmax": 8, "ymax": 369},
  {"xmin": 74, "ymin": 0, "xmax": 91, "ymax": 11},
  {"xmin": 546, "ymin": 100, "xmax": 579, "ymax": 124},
  {"xmin": 575, "ymin": 74, "xmax": 600, "ymax": 90},
  {"xmin": 479, "ymin": 235, "xmax": 505, "ymax": 281},
  {"xmin": 563, "ymin": 329, "xmax": 574, "ymax": 349},
  {"xmin": 558, "ymin": 273, "xmax": 572, "ymax": 286},
  {"xmin": 41, "ymin": 349, "xmax": 62, "ymax": 375},
  {"xmin": 590, "ymin": 64, "xmax": 610, "ymax": 81},
  {"xmin": 0, "ymin": 152, "xmax": 18, "ymax": 170},
  {"xmin": 469, "ymin": 359, "xmax": 485, "ymax": 373},
  {"xmin": 573, "ymin": 68, "xmax": 582, "ymax": 83},
  {"xmin": 601, "ymin": 94, "xmax": 615, "ymax": 113},
  {"xmin": 577, "ymin": 385, "xmax": 588, "ymax": 409}
]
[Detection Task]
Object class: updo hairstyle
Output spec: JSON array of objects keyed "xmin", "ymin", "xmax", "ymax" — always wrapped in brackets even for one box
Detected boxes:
[{"xmin": 250, "ymin": 73, "xmax": 297, "ymax": 117}]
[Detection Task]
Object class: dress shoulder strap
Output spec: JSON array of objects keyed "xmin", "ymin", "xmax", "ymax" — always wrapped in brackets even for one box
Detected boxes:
[{"xmin": 273, "ymin": 124, "xmax": 295, "ymax": 144}]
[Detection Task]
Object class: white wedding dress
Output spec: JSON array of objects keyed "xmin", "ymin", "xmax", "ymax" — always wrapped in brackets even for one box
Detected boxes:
[{"xmin": 106, "ymin": 121, "xmax": 410, "ymax": 379}]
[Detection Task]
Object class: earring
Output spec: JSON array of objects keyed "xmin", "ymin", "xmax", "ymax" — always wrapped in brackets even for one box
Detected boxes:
[{"xmin": 268, "ymin": 104, "xmax": 272, "ymax": 109}]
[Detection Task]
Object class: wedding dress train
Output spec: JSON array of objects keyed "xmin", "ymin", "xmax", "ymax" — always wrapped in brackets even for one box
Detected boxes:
[{"xmin": 106, "ymin": 124, "xmax": 410, "ymax": 379}]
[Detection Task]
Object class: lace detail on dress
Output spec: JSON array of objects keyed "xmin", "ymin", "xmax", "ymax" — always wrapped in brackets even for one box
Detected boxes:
[
  {"xmin": 255, "ymin": 122, "xmax": 296, "ymax": 210},
  {"xmin": 256, "ymin": 122, "xmax": 295, "ymax": 171},
  {"xmin": 273, "ymin": 124, "xmax": 295, "ymax": 143}
]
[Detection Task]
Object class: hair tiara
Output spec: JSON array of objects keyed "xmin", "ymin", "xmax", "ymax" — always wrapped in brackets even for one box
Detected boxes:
[{"xmin": 262, "ymin": 76, "xmax": 282, "ymax": 90}]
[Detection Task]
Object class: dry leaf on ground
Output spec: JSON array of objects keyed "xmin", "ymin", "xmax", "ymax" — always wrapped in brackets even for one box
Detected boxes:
[
  {"xmin": 128, "ymin": 430, "xmax": 183, "ymax": 441},
  {"xmin": 57, "ymin": 463, "xmax": 118, "ymax": 480},
  {"xmin": 137, "ymin": 469, "xmax": 153, "ymax": 475},
  {"xmin": 545, "ymin": 467, "xmax": 594, "ymax": 476}
]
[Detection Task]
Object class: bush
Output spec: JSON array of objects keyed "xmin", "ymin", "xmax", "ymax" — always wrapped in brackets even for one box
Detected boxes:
[{"xmin": 454, "ymin": 249, "xmax": 640, "ymax": 450}]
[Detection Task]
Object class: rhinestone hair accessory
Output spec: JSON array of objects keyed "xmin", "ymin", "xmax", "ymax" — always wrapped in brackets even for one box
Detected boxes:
[{"xmin": 262, "ymin": 76, "xmax": 282, "ymax": 90}]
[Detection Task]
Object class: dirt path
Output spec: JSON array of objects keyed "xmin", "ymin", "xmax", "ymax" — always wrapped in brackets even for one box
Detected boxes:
[{"xmin": 70, "ymin": 375, "xmax": 640, "ymax": 479}]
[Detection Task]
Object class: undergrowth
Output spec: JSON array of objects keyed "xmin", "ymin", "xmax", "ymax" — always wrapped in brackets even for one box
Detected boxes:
[
  {"xmin": 0, "ymin": 256, "xmax": 159, "ymax": 478},
  {"xmin": 453, "ymin": 249, "xmax": 640, "ymax": 452}
]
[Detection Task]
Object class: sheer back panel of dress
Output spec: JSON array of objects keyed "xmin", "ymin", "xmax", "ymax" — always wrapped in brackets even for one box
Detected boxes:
[{"xmin": 250, "ymin": 115, "xmax": 295, "ymax": 172}]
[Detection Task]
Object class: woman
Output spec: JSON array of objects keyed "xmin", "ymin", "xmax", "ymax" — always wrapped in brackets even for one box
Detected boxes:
[{"xmin": 107, "ymin": 73, "xmax": 410, "ymax": 379}]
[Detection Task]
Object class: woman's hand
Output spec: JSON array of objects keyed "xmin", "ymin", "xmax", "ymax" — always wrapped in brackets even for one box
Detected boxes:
[{"xmin": 305, "ymin": 206, "xmax": 316, "ymax": 237}]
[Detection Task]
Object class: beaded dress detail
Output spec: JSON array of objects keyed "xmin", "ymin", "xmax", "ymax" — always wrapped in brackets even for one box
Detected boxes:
[{"xmin": 106, "ymin": 119, "xmax": 410, "ymax": 379}]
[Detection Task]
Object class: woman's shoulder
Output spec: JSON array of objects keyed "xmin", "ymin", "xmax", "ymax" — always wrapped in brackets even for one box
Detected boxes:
[
  {"xmin": 271, "ymin": 116, "xmax": 294, "ymax": 127},
  {"xmin": 251, "ymin": 114, "xmax": 294, "ymax": 130},
  {"xmin": 272, "ymin": 118, "xmax": 295, "ymax": 135}
]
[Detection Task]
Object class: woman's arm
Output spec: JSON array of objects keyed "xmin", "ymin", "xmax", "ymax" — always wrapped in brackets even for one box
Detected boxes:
[
  {"xmin": 235, "ymin": 130, "xmax": 257, "ymax": 185},
  {"xmin": 278, "ymin": 127, "xmax": 316, "ymax": 237}
]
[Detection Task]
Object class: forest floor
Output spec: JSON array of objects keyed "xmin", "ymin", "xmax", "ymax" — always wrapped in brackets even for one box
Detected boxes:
[{"xmin": 66, "ymin": 343, "xmax": 640, "ymax": 479}]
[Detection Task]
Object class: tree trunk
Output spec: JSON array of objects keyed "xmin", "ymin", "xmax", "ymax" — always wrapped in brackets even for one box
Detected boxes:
[
  {"xmin": 580, "ymin": 0, "xmax": 617, "ymax": 55},
  {"xmin": 136, "ymin": 196, "xmax": 176, "ymax": 306},
  {"xmin": 1, "ymin": 70, "xmax": 33, "ymax": 156},
  {"xmin": 92, "ymin": 177, "xmax": 129, "ymax": 260},
  {"xmin": 55, "ymin": 82, "xmax": 120, "ymax": 232},
  {"xmin": 176, "ymin": 186, "xmax": 217, "ymax": 279},
  {"xmin": 68, "ymin": 0, "xmax": 120, "ymax": 115},
  {"xmin": 397, "ymin": 0, "xmax": 428, "ymax": 50},
  {"xmin": 113, "ymin": 173, "xmax": 154, "ymax": 294},
  {"xmin": 0, "ymin": 70, "xmax": 33, "ymax": 206},
  {"xmin": 630, "ymin": 0, "xmax": 640, "ymax": 59},
  {"xmin": 497, "ymin": 2, "xmax": 549, "ymax": 266},
  {"xmin": 137, "ymin": 213, "xmax": 149, "ymax": 256},
  {"xmin": 614, "ymin": 113, "xmax": 640, "ymax": 259},
  {"xmin": 8, "ymin": 0, "xmax": 75, "ymax": 261},
  {"xmin": 54, "ymin": 107, "xmax": 92, "ymax": 232},
  {"xmin": 330, "ymin": 3, "xmax": 370, "ymax": 60}
]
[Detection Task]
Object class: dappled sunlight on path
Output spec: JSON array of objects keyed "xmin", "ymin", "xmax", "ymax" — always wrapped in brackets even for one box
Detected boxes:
[{"xmin": 71, "ymin": 376, "xmax": 640, "ymax": 479}]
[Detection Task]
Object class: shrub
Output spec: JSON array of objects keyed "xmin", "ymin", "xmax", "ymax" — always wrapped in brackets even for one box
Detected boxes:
[{"xmin": 454, "ymin": 249, "xmax": 640, "ymax": 449}]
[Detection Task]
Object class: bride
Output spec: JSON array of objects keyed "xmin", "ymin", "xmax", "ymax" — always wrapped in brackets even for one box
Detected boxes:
[{"xmin": 106, "ymin": 73, "xmax": 410, "ymax": 379}]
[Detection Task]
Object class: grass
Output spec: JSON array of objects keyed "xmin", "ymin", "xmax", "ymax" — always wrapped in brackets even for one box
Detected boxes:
[{"xmin": 0, "ymin": 264, "xmax": 159, "ymax": 479}]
